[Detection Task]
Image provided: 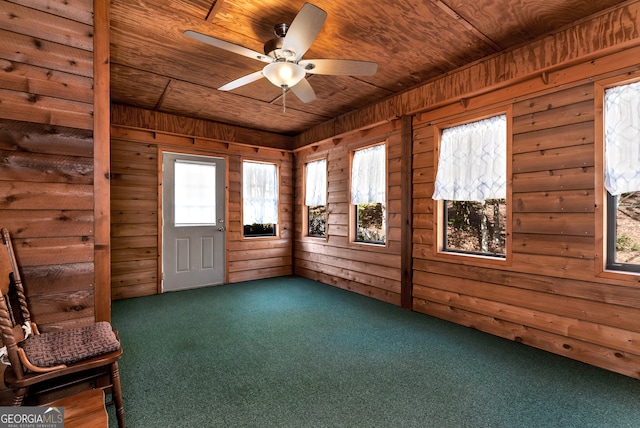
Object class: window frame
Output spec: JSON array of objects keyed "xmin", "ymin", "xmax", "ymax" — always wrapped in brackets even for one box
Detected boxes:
[
  {"xmin": 432, "ymin": 106, "xmax": 513, "ymax": 265},
  {"xmin": 241, "ymin": 159, "xmax": 280, "ymax": 239},
  {"xmin": 173, "ymin": 159, "xmax": 218, "ymax": 227},
  {"xmin": 595, "ymin": 76, "xmax": 640, "ymax": 278},
  {"xmin": 303, "ymin": 157, "xmax": 328, "ymax": 240},
  {"xmin": 606, "ymin": 191, "xmax": 640, "ymax": 273},
  {"xmin": 349, "ymin": 142, "xmax": 388, "ymax": 247},
  {"xmin": 441, "ymin": 199, "xmax": 508, "ymax": 258}
]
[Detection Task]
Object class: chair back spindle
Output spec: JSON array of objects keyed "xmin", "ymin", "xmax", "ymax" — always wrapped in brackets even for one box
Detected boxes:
[{"xmin": 0, "ymin": 229, "xmax": 28, "ymax": 377}]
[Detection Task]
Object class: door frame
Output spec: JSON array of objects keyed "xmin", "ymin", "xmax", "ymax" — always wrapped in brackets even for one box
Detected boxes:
[{"xmin": 157, "ymin": 148, "xmax": 230, "ymax": 293}]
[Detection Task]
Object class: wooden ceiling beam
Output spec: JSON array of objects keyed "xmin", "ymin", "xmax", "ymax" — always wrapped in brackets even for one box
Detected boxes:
[
  {"xmin": 206, "ymin": 0, "xmax": 225, "ymax": 22},
  {"xmin": 155, "ymin": 79, "xmax": 174, "ymax": 110},
  {"xmin": 430, "ymin": 0, "xmax": 502, "ymax": 52}
]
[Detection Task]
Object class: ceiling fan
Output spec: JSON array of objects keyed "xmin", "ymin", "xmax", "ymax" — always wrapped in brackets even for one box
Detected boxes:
[{"xmin": 184, "ymin": 2, "xmax": 378, "ymax": 111}]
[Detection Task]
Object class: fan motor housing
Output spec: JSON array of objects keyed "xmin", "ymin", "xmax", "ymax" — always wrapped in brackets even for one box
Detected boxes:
[
  {"xmin": 263, "ymin": 37, "xmax": 283, "ymax": 58},
  {"xmin": 264, "ymin": 23, "xmax": 295, "ymax": 59}
]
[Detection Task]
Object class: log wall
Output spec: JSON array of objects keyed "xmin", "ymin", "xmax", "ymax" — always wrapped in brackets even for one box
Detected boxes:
[
  {"xmin": 292, "ymin": 4, "xmax": 640, "ymax": 379},
  {"xmin": 293, "ymin": 121, "xmax": 403, "ymax": 305},
  {"xmin": 409, "ymin": 69, "xmax": 640, "ymax": 378},
  {"xmin": 0, "ymin": 0, "xmax": 101, "ymax": 330},
  {"xmin": 110, "ymin": 105, "xmax": 293, "ymax": 299}
]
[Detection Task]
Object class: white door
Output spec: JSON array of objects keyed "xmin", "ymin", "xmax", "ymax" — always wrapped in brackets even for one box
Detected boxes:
[{"xmin": 162, "ymin": 152, "xmax": 226, "ymax": 292}]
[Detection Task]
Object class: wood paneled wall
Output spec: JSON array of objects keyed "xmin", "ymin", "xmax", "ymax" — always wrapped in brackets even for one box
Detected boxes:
[
  {"xmin": 292, "ymin": 7, "xmax": 640, "ymax": 378},
  {"xmin": 410, "ymin": 73, "xmax": 640, "ymax": 378},
  {"xmin": 0, "ymin": 0, "xmax": 102, "ymax": 330},
  {"xmin": 110, "ymin": 137, "xmax": 158, "ymax": 299},
  {"xmin": 293, "ymin": 122, "xmax": 403, "ymax": 305},
  {"xmin": 110, "ymin": 106, "xmax": 293, "ymax": 299}
]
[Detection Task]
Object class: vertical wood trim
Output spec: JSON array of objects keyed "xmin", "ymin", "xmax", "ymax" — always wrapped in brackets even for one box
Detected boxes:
[
  {"xmin": 224, "ymin": 153, "xmax": 231, "ymax": 285},
  {"xmin": 594, "ymin": 80, "xmax": 606, "ymax": 276},
  {"xmin": 93, "ymin": 0, "xmax": 111, "ymax": 322},
  {"xmin": 504, "ymin": 105, "xmax": 514, "ymax": 265},
  {"xmin": 157, "ymin": 147, "xmax": 164, "ymax": 294},
  {"xmin": 347, "ymin": 151, "xmax": 356, "ymax": 244},
  {"xmin": 401, "ymin": 115, "xmax": 413, "ymax": 309},
  {"xmin": 291, "ymin": 155, "xmax": 298, "ymax": 274},
  {"xmin": 592, "ymin": 73, "xmax": 640, "ymax": 280}
]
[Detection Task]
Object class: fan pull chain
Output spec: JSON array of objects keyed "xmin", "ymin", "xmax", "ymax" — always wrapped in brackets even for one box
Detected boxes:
[{"xmin": 282, "ymin": 86, "xmax": 287, "ymax": 113}]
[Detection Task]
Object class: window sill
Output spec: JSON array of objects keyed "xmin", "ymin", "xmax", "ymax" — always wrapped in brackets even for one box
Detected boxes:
[
  {"xmin": 434, "ymin": 250, "xmax": 509, "ymax": 267},
  {"xmin": 303, "ymin": 235, "xmax": 328, "ymax": 242},
  {"xmin": 596, "ymin": 268, "xmax": 640, "ymax": 283},
  {"xmin": 243, "ymin": 235, "xmax": 279, "ymax": 240},
  {"xmin": 349, "ymin": 240, "xmax": 389, "ymax": 252}
]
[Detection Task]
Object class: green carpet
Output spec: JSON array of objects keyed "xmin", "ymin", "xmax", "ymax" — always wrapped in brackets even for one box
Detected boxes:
[{"xmin": 110, "ymin": 276, "xmax": 640, "ymax": 427}]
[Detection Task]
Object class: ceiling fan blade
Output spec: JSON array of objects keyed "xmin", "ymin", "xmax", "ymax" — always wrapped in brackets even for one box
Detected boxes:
[
  {"xmin": 290, "ymin": 78, "xmax": 316, "ymax": 103},
  {"xmin": 282, "ymin": 3, "xmax": 327, "ymax": 61},
  {"xmin": 219, "ymin": 70, "xmax": 265, "ymax": 91},
  {"xmin": 184, "ymin": 30, "xmax": 272, "ymax": 64},
  {"xmin": 299, "ymin": 59, "xmax": 378, "ymax": 76}
]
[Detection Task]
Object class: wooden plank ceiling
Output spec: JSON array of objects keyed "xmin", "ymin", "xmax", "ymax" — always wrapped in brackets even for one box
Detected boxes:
[{"xmin": 110, "ymin": 0, "xmax": 628, "ymax": 136}]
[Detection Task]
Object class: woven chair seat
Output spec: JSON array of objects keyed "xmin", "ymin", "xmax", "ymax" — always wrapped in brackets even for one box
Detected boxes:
[{"xmin": 21, "ymin": 321, "xmax": 120, "ymax": 368}]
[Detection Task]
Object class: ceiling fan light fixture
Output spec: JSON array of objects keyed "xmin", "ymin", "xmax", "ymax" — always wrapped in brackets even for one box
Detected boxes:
[{"xmin": 263, "ymin": 61, "xmax": 305, "ymax": 88}]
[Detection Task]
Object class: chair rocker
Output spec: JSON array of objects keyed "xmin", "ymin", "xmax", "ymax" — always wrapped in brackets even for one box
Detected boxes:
[{"xmin": 0, "ymin": 228, "xmax": 125, "ymax": 427}]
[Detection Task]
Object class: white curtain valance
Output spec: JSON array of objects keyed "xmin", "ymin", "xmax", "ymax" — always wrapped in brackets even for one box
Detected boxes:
[
  {"xmin": 432, "ymin": 114, "xmax": 507, "ymax": 202},
  {"xmin": 351, "ymin": 144, "xmax": 386, "ymax": 205},
  {"xmin": 605, "ymin": 81, "xmax": 640, "ymax": 196},
  {"xmin": 305, "ymin": 159, "xmax": 327, "ymax": 206},
  {"xmin": 243, "ymin": 161, "xmax": 278, "ymax": 225}
]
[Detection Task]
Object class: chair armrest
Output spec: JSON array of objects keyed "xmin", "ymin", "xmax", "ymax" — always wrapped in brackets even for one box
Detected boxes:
[{"xmin": 17, "ymin": 348, "xmax": 66, "ymax": 373}]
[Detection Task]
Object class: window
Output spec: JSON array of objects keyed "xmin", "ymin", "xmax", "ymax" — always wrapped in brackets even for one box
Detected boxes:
[
  {"xmin": 174, "ymin": 160, "xmax": 217, "ymax": 226},
  {"xmin": 351, "ymin": 144, "xmax": 386, "ymax": 244},
  {"xmin": 603, "ymin": 81, "xmax": 640, "ymax": 273},
  {"xmin": 433, "ymin": 114, "xmax": 507, "ymax": 257},
  {"xmin": 243, "ymin": 161, "xmax": 278, "ymax": 237},
  {"xmin": 305, "ymin": 159, "xmax": 327, "ymax": 238}
]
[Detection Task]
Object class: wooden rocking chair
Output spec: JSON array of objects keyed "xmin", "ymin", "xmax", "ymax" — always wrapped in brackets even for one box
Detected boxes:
[{"xmin": 0, "ymin": 228, "xmax": 125, "ymax": 427}]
